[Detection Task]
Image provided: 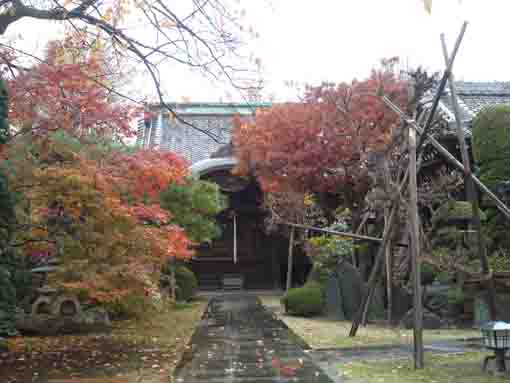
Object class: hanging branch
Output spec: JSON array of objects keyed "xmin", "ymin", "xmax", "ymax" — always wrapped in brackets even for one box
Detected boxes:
[{"xmin": 0, "ymin": 0, "xmax": 261, "ymax": 142}]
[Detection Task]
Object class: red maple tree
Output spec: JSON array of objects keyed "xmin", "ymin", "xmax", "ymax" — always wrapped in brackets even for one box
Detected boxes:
[
  {"xmin": 7, "ymin": 36, "xmax": 137, "ymax": 140},
  {"xmin": 233, "ymin": 69, "xmax": 408, "ymax": 223},
  {"xmin": 7, "ymin": 133, "xmax": 194, "ymax": 302}
]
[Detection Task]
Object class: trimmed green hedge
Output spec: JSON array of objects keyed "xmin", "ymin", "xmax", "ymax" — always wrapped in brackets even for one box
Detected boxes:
[
  {"xmin": 175, "ymin": 266, "xmax": 198, "ymax": 301},
  {"xmin": 102, "ymin": 294, "xmax": 151, "ymax": 320},
  {"xmin": 161, "ymin": 264, "xmax": 198, "ymax": 301},
  {"xmin": 432, "ymin": 201, "xmax": 486, "ymax": 227},
  {"xmin": 472, "ymin": 105, "xmax": 510, "ymax": 188},
  {"xmin": 281, "ymin": 282, "xmax": 324, "ymax": 317}
]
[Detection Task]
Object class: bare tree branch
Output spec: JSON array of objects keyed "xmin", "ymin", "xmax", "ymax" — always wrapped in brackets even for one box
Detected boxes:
[{"xmin": 0, "ymin": 0, "xmax": 261, "ymax": 142}]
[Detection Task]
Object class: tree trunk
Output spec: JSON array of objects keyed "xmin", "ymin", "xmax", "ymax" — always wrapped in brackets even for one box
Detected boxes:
[{"xmin": 170, "ymin": 257, "xmax": 176, "ymax": 301}]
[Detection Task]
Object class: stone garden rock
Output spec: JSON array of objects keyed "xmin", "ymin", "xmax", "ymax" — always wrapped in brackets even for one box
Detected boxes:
[
  {"xmin": 51, "ymin": 295, "xmax": 82, "ymax": 317},
  {"xmin": 337, "ymin": 262, "xmax": 364, "ymax": 320},
  {"xmin": 391, "ymin": 285, "xmax": 413, "ymax": 323},
  {"xmin": 16, "ymin": 307, "xmax": 111, "ymax": 335},
  {"xmin": 401, "ymin": 308, "xmax": 444, "ymax": 330},
  {"xmin": 322, "ymin": 262, "xmax": 386, "ymax": 321},
  {"xmin": 325, "ymin": 276, "xmax": 345, "ymax": 320},
  {"xmin": 81, "ymin": 307, "xmax": 111, "ymax": 328}
]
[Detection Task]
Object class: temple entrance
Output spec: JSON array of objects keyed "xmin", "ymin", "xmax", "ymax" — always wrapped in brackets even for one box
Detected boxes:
[{"xmin": 190, "ymin": 164, "xmax": 312, "ymax": 291}]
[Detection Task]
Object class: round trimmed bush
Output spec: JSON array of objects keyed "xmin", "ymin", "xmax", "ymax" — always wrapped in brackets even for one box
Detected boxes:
[
  {"xmin": 175, "ymin": 266, "xmax": 198, "ymax": 301},
  {"xmin": 102, "ymin": 294, "xmax": 150, "ymax": 320},
  {"xmin": 281, "ymin": 283, "xmax": 324, "ymax": 317},
  {"xmin": 472, "ymin": 105, "xmax": 510, "ymax": 188},
  {"xmin": 432, "ymin": 201, "xmax": 486, "ymax": 227}
]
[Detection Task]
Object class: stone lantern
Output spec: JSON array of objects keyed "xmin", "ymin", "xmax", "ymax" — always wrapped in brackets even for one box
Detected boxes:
[{"xmin": 481, "ymin": 321, "xmax": 510, "ymax": 372}]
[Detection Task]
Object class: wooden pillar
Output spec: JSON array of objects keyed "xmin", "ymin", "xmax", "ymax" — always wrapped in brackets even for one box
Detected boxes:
[
  {"xmin": 409, "ymin": 123, "xmax": 424, "ymax": 369},
  {"xmin": 170, "ymin": 256, "xmax": 176, "ymax": 301},
  {"xmin": 233, "ymin": 212, "xmax": 237, "ymax": 264},
  {"xmin": 286, "ymin": 227, "xmax": 295, "ymax": 291},
  {"xmin": 385, "ymin": 208, "xmax": 393, "ymax": 325}
]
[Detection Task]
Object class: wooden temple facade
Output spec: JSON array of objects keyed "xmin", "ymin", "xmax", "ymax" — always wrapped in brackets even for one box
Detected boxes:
[{"xmin": 190, "ymin": 158, "xmax": 311, "ymax": 290}]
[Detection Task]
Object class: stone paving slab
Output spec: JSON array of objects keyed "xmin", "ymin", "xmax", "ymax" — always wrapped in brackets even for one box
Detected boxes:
[{"xmin": 174, "ymin": 294, "xmax": 336, "ymax": 383}]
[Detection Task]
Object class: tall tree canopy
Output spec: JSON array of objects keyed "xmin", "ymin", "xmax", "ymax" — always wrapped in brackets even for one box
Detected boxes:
[
  {"xmin": 0, "ymin": 0, "xmax": 259, "ymax": 139},
  {"xmin": 8, "ymin": 36, "xmax": 137, "ymax": 139},
  {"xmin": 0, "ymin": 25, "xmax": 236, "ymax": 306},
  {"xmin": 4, "ymin": 132, "xmax": 193, "ymax": 302},
  {"xmin": 233, "ymin": 70, "xmax": 408, "ymax": 223}
]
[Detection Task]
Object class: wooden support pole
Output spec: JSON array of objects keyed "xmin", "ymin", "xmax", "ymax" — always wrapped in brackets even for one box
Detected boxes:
[
  {"xmin": 283, "ymin": 222, "xmax": 382, "ymax": 243},
  {"xmin": 353, "ymin": 213, "xmax": 370, "ymax": 268},
  {"xmin": 233, "ymin": 212, "xmax": 237, "ymax": 264},
  {"xmin": 350, "ymin": 202, "xmax": 397, "ymax": 335},
  {"xmin": 349, "ymin": 197, "xmax": 400, "ymax": 336},
  {"xmin": 440, "ymin": 35, "xmax": 498, "ymax": 321},
  {"xmin": 384, "ymin": 208, "xmax": 393, "ymax": 325},
  {"xmin": 416, "ymin": 22, "xmax": 468, "ymax": 151},
  {"xmin": 381, "ymin": 96, "xmax": 510, "ymax": 220},
  {"xmin": 409, "ymin": 123, "xmax": 424, "ymax": 369},
  {"xmin": 352, "ymin": 24, "xmax": 467, "ymax": 338},
  {"xmin": 286, "ymin": 226, "xmax": 295, "ymax": 291},
  {"xmin": 350, "ymin": 168, "xmax": 410, "ymax": 336}
]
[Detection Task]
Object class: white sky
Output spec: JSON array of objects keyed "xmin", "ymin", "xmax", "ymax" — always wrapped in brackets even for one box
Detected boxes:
[
  {"xmin": 252, "ymin": 0, "xmax": 510, "ymax": 100},
  {"xmin": 4, "ymin": 0, "xmax": 510, "ymax": 102}
]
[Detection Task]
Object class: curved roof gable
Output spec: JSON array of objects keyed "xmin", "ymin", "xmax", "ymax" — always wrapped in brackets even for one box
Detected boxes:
[{"xmin": 189, "ymin": 157, "xmax": 238, "ymax": 177}]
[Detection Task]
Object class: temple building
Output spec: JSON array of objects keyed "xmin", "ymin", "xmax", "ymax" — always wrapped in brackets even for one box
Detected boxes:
[
  {"xmin": 137, "ymin": 102, "xmax": 312, "ymax": 290},
  {"xmin": 136, "ymin": 102, "xmax": 271, "ymax": 163}
]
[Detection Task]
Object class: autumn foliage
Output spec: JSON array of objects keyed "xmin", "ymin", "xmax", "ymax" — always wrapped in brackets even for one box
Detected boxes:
[
  {"xmin": 5, "ymin": 131, "xmax": 193, "ymax": 302},
  {"xmin": 8, "ymin": 36, "xmax": 137, "ymax": 139},
  {"xmin": 0, "ymin": 37, "xmax": 204, "ymax": 304},
  {"xmin": 234, "ymin": 71, "xmax": 407, "ymax": 194}
]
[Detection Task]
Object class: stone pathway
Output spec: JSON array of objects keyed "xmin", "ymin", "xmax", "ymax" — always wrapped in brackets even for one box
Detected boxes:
[{"xmin": 173, "ymin": 294, "xmax": 336, "ymax": 382}]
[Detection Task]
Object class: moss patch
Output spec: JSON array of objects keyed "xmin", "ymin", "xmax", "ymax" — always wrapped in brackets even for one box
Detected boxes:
[
  {"xmin": 340, "ymin": 352, "xmax": 507, "ymax": 383},
  {"xmin": 259, "ymin": 296, "xmax": 479, "ymax": 349}
]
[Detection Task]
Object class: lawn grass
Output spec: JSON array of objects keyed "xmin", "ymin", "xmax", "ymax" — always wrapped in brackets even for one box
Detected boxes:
[
  {"xmin": 339, "ymin": 352, "xmax": 507, "ymax": 383},
  {"xmin": 259, "ymin": 295, "xmax": 480, "ymax": 349},
  {"xmin": 1, "ymin": 299, "xmax": 207, "ymax": 383}
]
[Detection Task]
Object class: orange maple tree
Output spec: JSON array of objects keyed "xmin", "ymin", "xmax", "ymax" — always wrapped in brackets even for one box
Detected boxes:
[
  {"xmin": 233, "ymin": 69, "xmax": 408, "ymax": 224},
  {"xmin": 7, "ymin": 132, "xmax": 194, "ymax": 302},
  {"xmin": 8, "ymin": 36, "xmax": 137, "ymax": 140},
  {"xmin": 3, "ymin": 37, "xmax": 195, "ymax": 303}
]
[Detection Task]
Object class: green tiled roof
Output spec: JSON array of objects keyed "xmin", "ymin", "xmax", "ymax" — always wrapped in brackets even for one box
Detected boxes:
[{"xmin": 151, "ymin": 102, "xmax": 272, "ymax": 116}]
